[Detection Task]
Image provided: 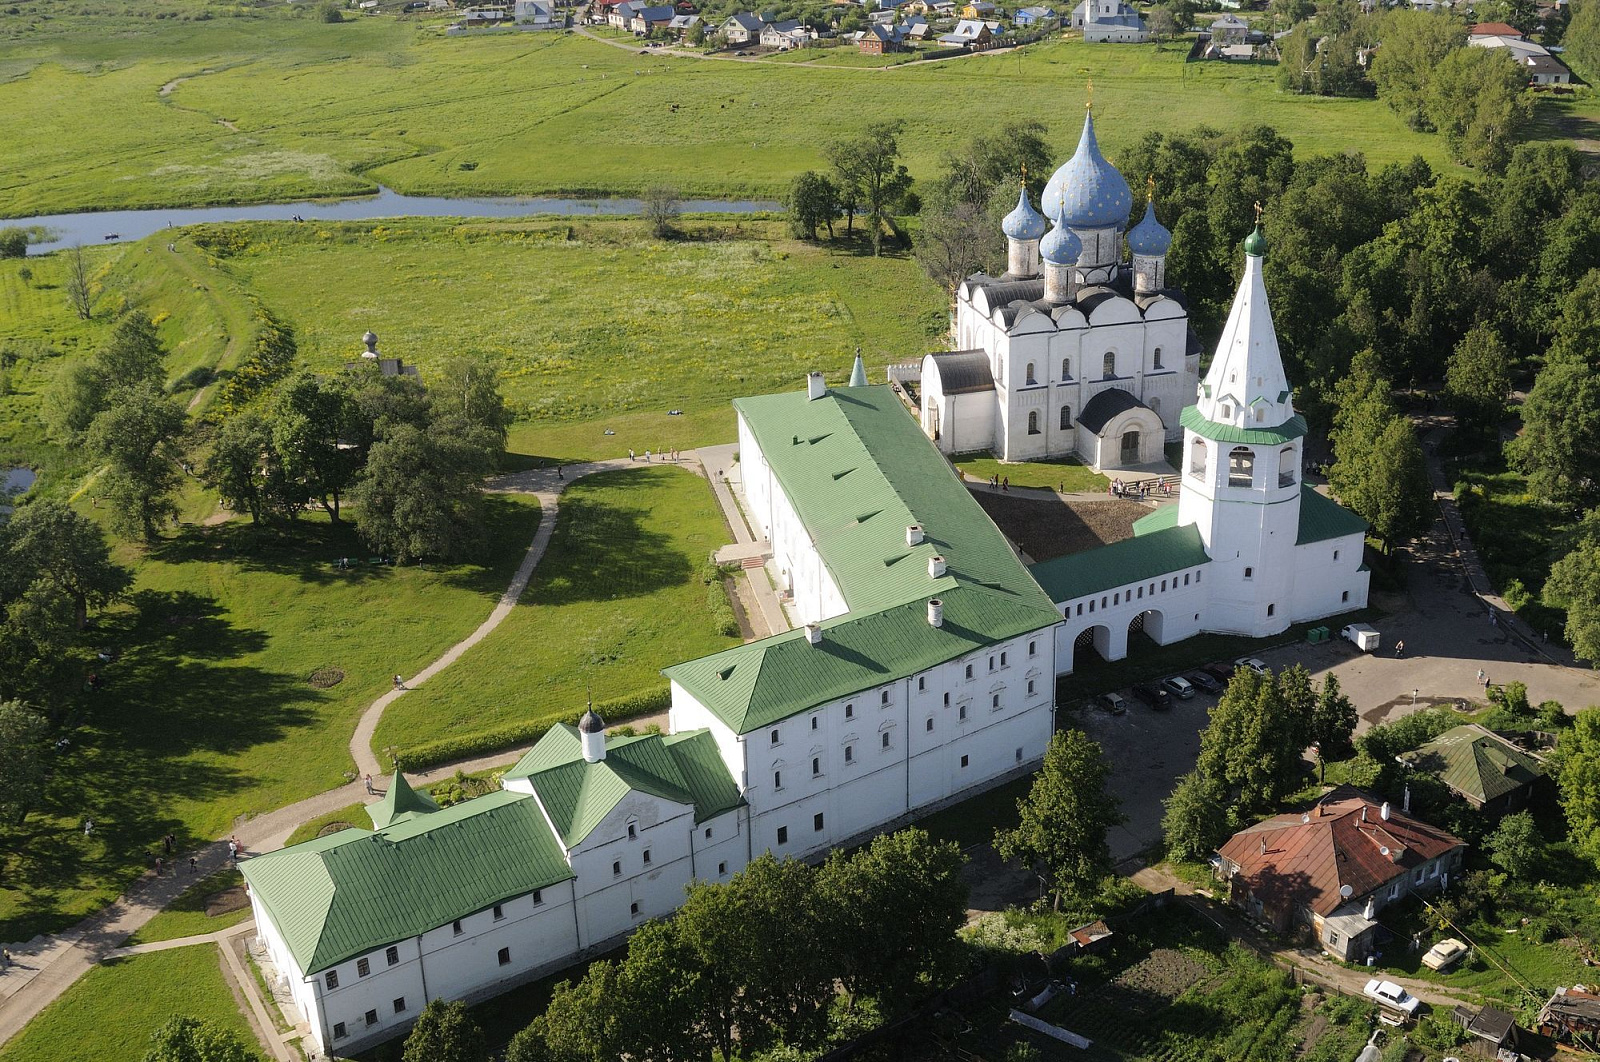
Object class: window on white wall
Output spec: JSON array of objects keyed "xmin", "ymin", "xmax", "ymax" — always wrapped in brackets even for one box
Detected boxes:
[
  {"xmin": 1278, "ymin": 445, "xmax": 1296, "ymax": 488},
  {"xmin": 386, "ymin": 947, "xmax": 399, "ymax": 966},
  {"xmin": 326, "ymin": 971, "xmax": 340, "ymax": 990},
  {"xmin": 773, "ymin": 770, "xmax": 782, "ymax": 789},
  {"xmin": 357, "ymin": 958, "xmax": 370, "ymax": 977},
  {"xmin": 1027, "ymin": 410, "xmax": 1040, "ymax": 435},
  {"xmin": 1190, "ymin": 438, "xmax": 1207, "ymax": 478},
  {"xmin": 769, "ymin": 729, "xmax": 780, "ymax": 746},
  {"xmin": 777, "ymin": 826, "xmax": 789, "ymax": 845},
  {"xmin": 1228, "ymin": 447, "xmax": 1254, "ymax": 487},
  {"xmin": 1061, "ymin": 357, "xmax": 1071, "ymax": 381},
  {"xmin": 881, "ymin": 732, "xmax": 891, "ymax": 749},
  {"xmin": 365, "ymin": 1010, "xmax": 379, "ymax": 1028},
  {"xmin": 1026, "ymin": 362, "xmax": 1037, "ymax": 385},
  {"xmin": 1153, "ymin": 347, "xmax": 1163, "ymax": 369},
  {"xmin": 812, "ymin": 757, "xmax": 821, "ymax": 776},
  {"xmin": 1060, "ymin": 404, "xmax": 1072, "ymax": 431},
  {"xmin": 845, "ymin": 744, "xmax": 855, "ymax": 763},
  {"xmin": 1103, "ymin": 351, "xmax": 1115, "ymax": 378}
]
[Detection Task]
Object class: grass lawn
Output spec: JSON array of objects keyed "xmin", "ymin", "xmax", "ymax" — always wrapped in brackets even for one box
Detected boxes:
[
  {"xmin": 954, "ymin": 451, "xmax": 1107, "ymax": 493},
  {"xmin": 0, "ymin": 493, "xmax": 542, "ymax": 942},
  {"xmin": 0, "ymin": 18, "xmax": 1490, "ymax": 216},
  {"xmin": 0, "ymin": 947, "xmax": 255, "ymax": 1062},
  {"xmin": 122, "ymin": 868, "xmax": 247, "ymax": 945},
  {"xmin": 283, "ymin": 801, "xmax": 371, "ymax": 848},
  {"xmin": 1453, "ymin": 459, "xmax": 1574, "ymax": 640},
  {"xmin": 373, "ymin": 465, "xmax": 737, "ymax": 756}
]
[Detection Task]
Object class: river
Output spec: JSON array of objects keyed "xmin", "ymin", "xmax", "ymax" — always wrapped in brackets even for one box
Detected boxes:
[{"xmin": 9, "ymin": 187, "xmax": 785, "ymax": 255}]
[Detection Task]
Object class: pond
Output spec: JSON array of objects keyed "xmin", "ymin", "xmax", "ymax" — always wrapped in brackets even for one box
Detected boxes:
[{"xmin": 7, "ymin": 187, "xmax": 785, "ymax": 256}]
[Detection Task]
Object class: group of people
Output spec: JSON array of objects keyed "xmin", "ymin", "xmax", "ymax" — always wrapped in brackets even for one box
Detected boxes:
[
  {"xmin": 1109, "ymin": 477, "xmax": 1171, "ymax": 500},
  {"xmin": 627, "ymin": 448, "xmax": 681, "ymax": 463},
  {"xmin": 988, "ymin": 474, "xmax": 1010, "ymax": 491}
]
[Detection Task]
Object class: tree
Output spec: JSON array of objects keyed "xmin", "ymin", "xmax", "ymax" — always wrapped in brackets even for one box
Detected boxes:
[
  {"xmin": 403, "ymin": 1000, "xmax": 486, "ymax": 1062},
  {"xmin": 86, "ymin": 383, "xmax": 185, "ymax": 540},
  {"xmin": 4, "ymin": 499, "xmax": 131, "ymax": 629},
  {"xmin": 1369, "ymin": 11, "xmax": 1465, "ymax": 130},
  {"xmin": 434, "ymin": 355, "xmax": 513, "ymax": 450},
  {"xmin": 642, "ymin": 183, "xmax": 681, "ymax": 239},
  {"xmin": 914, "ymin": 199, "xmax": 995, "ymax": 294},
  {"xmin": 934, "ymin": 120, "xmax": 1053, "ymax": 210},
  {"xmin": 1564, "ymin": 0, "xmax": 1600, "ymax": 80},
  {"xmin": 1555, "ymin": 707, "xmax": 1600, "ymax": 870},
  {"xmin": 320, "ymin": 1, "xmax": 344, "ymax": 21},
  {"xmin": 1362, "ymin": 416, "xmax": 1433, "ymax": 549},
  {"xmin": 1271, "ymin": 0, "xmax": 1315, "ymax": 28},
  {"xmin": 143, "ymin": 1016, "xmax": 263, "ymax": 1062},
  {"xmin": 815, "ymin": 829, "xmax": 967, "ymax": 1014},
  {"xmin": 206, "ymin": 413, "xmax": 285, "ymax": 525},
  {"xmin": 65, "ymin": 244, "xmax": 96, "ymax": 320},
  {"xmin": 994, "ymin": 729, "xmax": 1123, "ymax": 907},
  {"xmin": 825, "ymin": 122, "xmax": 913, "ymax": 255},
  {"xmin": 1546, "ymin": 520, "xmax": 1600, "ymax": 662},
  {"xmin": 1485, "ymin": 809, "xmax": 1543, "ymax": 880},
  {"xmin": 44, "ymin": 310, "xmax": 169, "ymax": 445},
  {"xmin": 1512, "ymin": 353, "xmax": 1600, "ymax": 510},
  {"xmin": 1146, "ymin": 5, "xmax": 1177, "ymax": 40},
  {"xmin": 1309, "ymin": 671, "xmax": 1357, "ymax": 780},
  {"xmin": 272, "ymin": 373, "xmax": 360, "ymax": 522},
  {"xmin": 785, "ymin": 171, "xmax": 839, "ymax": 240},
  {"xmin": 1446, "ymin": 324, "xmax": 1512, "ymax": 436},
  {"xmin": 1195, "ymin": 667, "xmax": 1311, "ymax": 811},
  {"xmin": 0, "ymin": 701, "xmax": 50, "ymax": 826},
  {"xmin": 350, "ymin": 422, "xmax": 495, "ymax": 562},
  {"xmin": 1162, "ymin": 769, "xmax": 1231, "ymax": 862},
  {"xmin": 0, "ymin": 228, "xmax": 26, "ymax": 259},
  {"xmin": 1329, "ymin": 349, "xmax": 1430, "ymax": 550},
  {"xmin": 1424, "ymin": 46, "xmax": 1531, "ymax": 172}
]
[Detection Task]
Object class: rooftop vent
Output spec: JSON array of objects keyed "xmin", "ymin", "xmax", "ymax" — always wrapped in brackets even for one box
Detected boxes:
[
  {"xmin": 804, "ymin": 623, "xmax": 822, "ymax": 646},
  {"xmin": 906, "ymin": 524, "xmax": 925, "ymax": 546},
  {"xmin": 927, "ymin": 598, "xmax": 943, "ymax": 628},
  {"xmin": 1380, "ymin": 801, "xmax": 1391, "ymax": 821},
  {"xmin": 929, "ymin": 555, "xmax": 947, "ymax": 579}
]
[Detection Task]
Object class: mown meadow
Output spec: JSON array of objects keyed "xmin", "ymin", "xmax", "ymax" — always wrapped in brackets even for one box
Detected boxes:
[{"xmin": 0, "ymin": 6, "xmax": 1517, "ymax": 217}]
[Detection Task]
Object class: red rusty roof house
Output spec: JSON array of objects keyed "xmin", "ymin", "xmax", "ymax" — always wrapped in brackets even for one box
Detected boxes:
[{"xmin": 1215, "ymin": 787, "xmax": 1466, "ymax": 962}]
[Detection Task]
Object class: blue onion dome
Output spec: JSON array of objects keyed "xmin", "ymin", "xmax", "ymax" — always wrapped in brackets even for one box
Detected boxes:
[
  {"xmin": 1040, "ymin": 204, "xmax": 1083, "ymax": 266},
  {"xmin": 1041, "ymin": 108, "xmax": 1133, "ymax": 231},
  {"xmin": 1002, "ymin": 185, "xmax": 1048, "ymax": 241},
  {"xmin": 1127, "ymin": 199, "xmax": 1172, "ymax": 257}
]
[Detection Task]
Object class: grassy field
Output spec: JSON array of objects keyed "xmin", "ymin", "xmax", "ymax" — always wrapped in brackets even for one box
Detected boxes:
[
  {"xmin": 954, "ymin": 451, "xmax": 1107, "ymax": 493},
  {"xmin": 0, "ymin": 947, "xmax": 255, "ymax": 1062},
  {"xmin": 122, "ymin": 868, "xmax": 247, "ymax": 945},
  {"xmin": 373, "ymin": 464, "xmax": 738, "ymax": 756},
  {"xmin": 0, "ymin": 15, "xmax": 1491, "ymax": 217},
  {"xmin": 0, "ymin": 493, "xmax": 542, "ymax": 941},
  {"xmin": 1453, "ymin": 461, "xmax": 1574, "ymax": 641}
]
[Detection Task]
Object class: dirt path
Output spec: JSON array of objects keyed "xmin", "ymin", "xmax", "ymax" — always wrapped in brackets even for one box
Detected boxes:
[{"xmin": 151, "ymin": 240, "xmax": 254, "ymax": 415}]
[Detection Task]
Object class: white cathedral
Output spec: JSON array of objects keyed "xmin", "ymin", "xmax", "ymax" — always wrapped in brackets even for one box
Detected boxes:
[
  {"xmin": 240, "ymin": 111, "xmax": 1372, "ymax": 1059},
  {"xmin": 920, "ymin": 105, "xmax": 1197, "ymax": 472}
]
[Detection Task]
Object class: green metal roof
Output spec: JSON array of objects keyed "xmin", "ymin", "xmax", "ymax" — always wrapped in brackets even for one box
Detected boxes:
[
  {"xmin": 666, "ymin": 385, "xmax": 1060, "ymax": 734},
  {"xmin": 1397, "ymin": 724, "xmax": 1545, "ymax": 806},
  {"xmin": 1132, "ymin": 504, "xmax": 1179, "ymax": 535},
  {"xmin": 366, "ymin": 772, "xmax": 440, "ymax": 830},
  {"xmin": 504, "ymin": 726, "xmax": 743, "ymax": 843},
  {"xmin": 1028, "ymin": 524, "xmax": 1210, "ymax": 603},
  {"xmin": 1180, "ymin": 404, "xmax": 1307, "ymax": 444},
  {"xmin": 240, "ymin": 790, "xmax": 573, "ymax": 975},
  {"xmin": 1296, "ymin": 485, "xmax": 1368, "ymax": 545}
]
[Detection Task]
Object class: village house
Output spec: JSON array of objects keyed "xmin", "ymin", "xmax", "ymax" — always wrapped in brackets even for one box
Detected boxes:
[
  {"xmin": 1524, "ymin": 53, "xmax": 1572, "ymax": 83},
  {"xmin": 1206, "ymin": 13, "xmax": 1249, "ymax": 40},
  {"xmin": 1538, "ymin": 986, "xmax": 1600, "ymax": 1047},
  {"xmin": 1216, "ymin": 788, "xmax": 1466, "ymax": 962},
  {"xmin": 718, "ymin": 12, "xmax": 765, "ymax": 41},
  {"xmin": 939, "ymin": 17, "xmax": 992, "ymax": 45},
  {"xmin": 1014, "ymin": 4, "xmax": 1056, "ymax": 26},
  {"xmin": 608, "ymin": 0, "xmax": 640, "ymax": 28},
  {"xmin": 903, "ymin": 13, "xmax": 932, "ymax": 36},
  {"xmin": 667, "ymin": 12, "xmax": 701, "ymax": 32},
  {"xmin": 512, "ymin": 0, "xmax": 559, "ymax": 26},
  {"xmin": 1396, "ymin": 724, "xmax": 1547, "ymax": 814},
  {"xmin": 962, "ymin": 0, "xmax": 998, "ymax": 15},
  {"xmin": 629, "ymin": 3, "xmax": 675, "ymax": 32},
  {"xmin": 859, "ymin": 21, "xmax": 907, "ymax": 51},
  {"xmin": 759, "ymin": 18, "xmax": 814, "ymax": 46}
]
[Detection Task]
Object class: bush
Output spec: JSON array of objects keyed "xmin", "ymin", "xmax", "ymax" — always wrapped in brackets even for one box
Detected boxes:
[
  {"xmin": 1503, "ymin": 577, "xmax": 1532, "ymax": 610},
  {"xmin": 1489, "ymin": 680, "xmax": 1530, "ymax": 715},
  {"xmin": 1358, "ymin": 707, "xmax": 1460, "ymax": 763},
  {"xmin": 1411, "ymin": 1015, "xmax": 1468, "ymax": 1049},
  {"xmin": 393, "ymin": 686, "xmax": 671, "ymax": 771},
  {"xmin": 320, "ymin": 1, "xmax": 344, "ymax": 20},
  {"xmin": 0, "ymin": 228, "xmax": 27, "ymax": 258}
]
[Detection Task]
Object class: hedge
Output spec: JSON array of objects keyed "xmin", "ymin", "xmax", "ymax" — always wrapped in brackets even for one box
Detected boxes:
[{"xmin": 393, "ymin": 685, "xmax": 673, "ymax": 771}]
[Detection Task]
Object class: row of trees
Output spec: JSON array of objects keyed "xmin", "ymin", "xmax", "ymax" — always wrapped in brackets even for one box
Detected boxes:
[
  {"xmin": 785, "ymin": 121, "xmax": 914, "ymax": 255},
  {"xmin": 1163, "ymin": 666, "xmax": 1356, "ymax": 861}
]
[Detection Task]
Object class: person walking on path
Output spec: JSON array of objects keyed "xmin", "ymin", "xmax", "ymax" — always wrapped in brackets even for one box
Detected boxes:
[
  {"xmin": 1477, "ymin": 668, "xmax": 1485, "ymax": 686},
  {"xmin": 154, "ymin": 856, "xmax": 164, "ymax": 877},
  {"xmin": 393, "ymin": 674, "xmax": 406, "ymax": 692},
  {"xmin": 188, "ymin": 856, "xmax": 197, "ymax": 874},
  {"xmin": 1001, "ymin": 476, "xmax": 1009, "ymax": 492},
  {"xmin": 364, "ymin": 773, "xmax": 375, "ymax": 795},
  {"xmin": 557, "ymin": 465, "xmax": 564, "ymax": 480},
  {"xmin": 629, "ymin": 449, "xmax": 635, "ymax": 460}
]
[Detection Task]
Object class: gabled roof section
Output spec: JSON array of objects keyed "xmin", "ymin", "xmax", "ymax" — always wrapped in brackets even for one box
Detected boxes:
[
  {"xmin": 1028, "ymin": 523, "xmax": 1209, "ymax": 603},
  {"xmin": 925, "ymin": 350, "xmax": 995, "ymax": 395},
  {"xmin": 1397, "ymin": 724, "xmax": 1546, "ymax": 806},
  {"xmin": 1193, "ymin": 237, "xmax": 1295, "ymax": 432},
  {"xmin": 504, "ymin": 726, "xmax": 742, "ymax": 841},
  {"xmin": 366, "ymin": 771, "xmax": 440, "ymax": 831},
  {"xmin": 1297, "ymin": 485, "xmax": 1368, "ymax": 545},
  {"xmin": 240, "ymin": 790, "xmax": 573, "ymax": 975},
  {"xmin": 1217, "ymin": 786, "xmax": 1463, "ymax": 918},
  {"xmin": 1076, "ymin": 388, "xmax": 1150, "ymax": 435}
]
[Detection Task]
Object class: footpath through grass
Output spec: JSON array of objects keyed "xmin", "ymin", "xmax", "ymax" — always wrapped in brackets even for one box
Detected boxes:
[
  {"xmin": 0, "ymin": 946, "xmax": 254, "ymax": 1062},
  {"xmin": 121, "ymin": 868, "xmax": 248, "ymax": 946},
  {"xmin": 0, "ymin": 493, "xmax": 542, "ymax": 942},
  {"xmin": 375, "ymin": 465, "xmax": 738, "ymax": 756}
]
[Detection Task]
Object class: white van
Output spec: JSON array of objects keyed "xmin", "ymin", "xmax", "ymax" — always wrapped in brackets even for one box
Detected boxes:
[{"xmin": 1340, "ymin": 623, "xmax": 1380, "ymax": 652}]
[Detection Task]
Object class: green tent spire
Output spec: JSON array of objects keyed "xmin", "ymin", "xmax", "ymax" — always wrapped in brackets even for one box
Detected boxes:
[
  {"xmin": 367, "ymin": 771, "xmax": 440, "ymax": 830},
  {"xmin": 849, "ymin": 350, "xmax": 868, "ymax": 388}
]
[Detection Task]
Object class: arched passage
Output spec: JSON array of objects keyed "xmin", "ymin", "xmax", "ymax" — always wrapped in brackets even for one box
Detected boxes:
[
  {"xmin": 1128, "ymin": 609, "xmax": 1165, "ymax": 649},
  {"xmin": 1071, "ymin": 624, "xmax": 1113, "ymax": 670}
]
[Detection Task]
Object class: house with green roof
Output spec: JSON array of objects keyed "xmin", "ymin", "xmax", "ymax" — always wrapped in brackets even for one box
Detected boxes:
[
  {"xmin": 241, "ymin": 711, "xmax": 745, "ymax": 1057},
  {"xmin": 665, "ymin": 375, "xmax": 1063, "ymax": 863},
  {"xmin": 1397, "ymin": 724, "xmax": 1548, "ymax": 814}
]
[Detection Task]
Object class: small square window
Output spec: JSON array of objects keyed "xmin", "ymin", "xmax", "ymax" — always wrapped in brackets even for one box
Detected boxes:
[
  {"xmin": 965, "ymin": 664, "xmax": 973, "ymax": 680},
  {"xmin": 1342, "ymin": 590, "xmax": 1350, "ymax": 602},
  {"xmin": 704, "ymin": 827, "xmax": 712, "ymax": 840},
  {"xmin": 627, "ymin": 823, "xmax": 637, "ymax": 840},
  {"xmin": 333, "ymin": 1023, "xmax": 347, "ymax": 1040},
  {"xmin": 1015, "ymin": 747, "xmax": 1023, "ymax": 762},
  {"xmin": 813, "ymin": 813, "xmax": 825, "ymax": 832},
  {"xmin": 769, "ymin": 729, "xmax": 780, "ymax": 746},
  {"xmin": 917, "ymin": 676, "xmax": 926, "ymax": 692},
  {"xmin": 1267, "ymin": 603, "xmax": 1275, "ymax": 617},
  {"xmin": 926, "ymin": 718, "xmax": 934, "ymax": 732},
  {"xmin": 811, "ymin": 715, "xmax": 819, "ymax": 730},
  {"xmin": 777, "ymin": 826, "xmax": 789, "ymax": 845},
  {"xmin": 1027, "ymin": 680, "xmax": 1035, "ymax": 696},
  {"xmin": 385, "ymin": 946, "xmax": 399, "ymax": 966},
  {"xmin": 812, "ymin": 756, "xmax": 821, "ymax": 776},
  {"xmin": 773, "ymin": 770, "xmax": 782, "ymax": 789},
  {"xmin": 326, "ymin": 970, "xmax": 340, "ymax": 990},
  {"xmin": 718, "ymin": 861, "xmax": 727, "ymax": 875},
  {"xmin": 630, "ymin": 902, "xmax": 640, "ymax": 917},
  {"xmin": 881, "ymin": 732, "xmax": 891, "ymax": 749},
  {"xmin": 643, "ymin": 849, "xmax": 652, "ymax": 865},
  {"xmin": 1333, "ymin": 549, "xmax": 1340, "ymax": 561},
  {"xmin": 845, "ymin": 703, "xmax": 854, "ymax": 719},
  {"xmin": 1244, "ymin": 567, "xmax": 1253, "ymax": 579},
  {"xmin": 1029, "ymin": 640, "xmax": 1037, "ymax": 656},
  {"xmin": 365, "ymin": 1009, "xmax": 378, "ymax": 1027},
  {"xmin": 959, "ymin": 705, "xmax": 967, "ymax": 721},
  {"xmin": 991, "ymin": 693, "xmax": 1000, "ymax": 709},
  {"xmin": 452, "ymin": 920, "xmax": 463, "ymax": 936},
  {"xmin": 532, "ymin": 889, "xmax": 543, "ymax": 905},
  {"xmin": 960, "ymin": 754, "xmax": 969, "ymax": 768},
  {"xmin": 880, "ymin": 689, "xmax": 890, "ymax": 705},
  {"xmin": 393, "ymin": 997, "xmax": 407, "ymax": 1014},
  {"xmin": 498, "ymin": 947, "xmax": 511, "ymax": 966},
  {"xmin": 612, "ymin": 860, "xmax": 622, "ymax": 876},
  {"xmin": 357, "ymin": 958, "xmax": 370, "ymax": 977},
  {"xmin": 492, "ymin": 904, "xmax": 504, "ymax": 921}
]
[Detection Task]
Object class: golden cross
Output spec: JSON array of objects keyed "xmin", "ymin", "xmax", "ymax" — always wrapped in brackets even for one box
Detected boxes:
[
  {"xmin": 1085, "ymin": 78, "xmax": 1093, "ymax": 109},
  {"xmin": 1021, "ymin": 161, "xmax": 1028, "ymax": 186},
  {"xmin": 1147, "ymin": 174, "xmax": 1156, "ymax": 199},
  {"xmin": 1254, "ymin": 200, "xmax": 1263, "ymax": 224}
]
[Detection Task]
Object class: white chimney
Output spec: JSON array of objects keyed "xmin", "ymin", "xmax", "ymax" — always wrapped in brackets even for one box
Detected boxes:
[
  {"xmin": 906, "ymin": 524, "xmax": 924, "ymax": 546},
  {"xmin": 806, "ymin": 371, "xmax": 826, "ymax": 401},
  {"xmin": 927, "ymin": 598, "xmax": 943, "ymax": 627},
  {"xmin": 1364, "ymin": 897, "xmax": 1375, "ymax": 920},
  {"xmin": 928, "ymin": 554, "xmax": 947, "ymax": 579},
  {"xmin": 1380, "ymin": 801, "xmax": 1391, "ymax": 821},
  {"xmin": 804, "ymin": 622, "xmax": 822, "ymax": 645}
]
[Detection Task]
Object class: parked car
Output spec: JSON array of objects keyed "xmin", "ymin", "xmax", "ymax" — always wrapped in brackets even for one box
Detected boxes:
[
  {"xmin": 1130, "ymin": 683, "xmax": 1171, "ymax": 710},
  {"xmin": 1363, "ymin": 979, "xmax": 1421, "ymax": 1015},
  {"xmin": 1161, "ymin": 675, "xmax": 1196, "ymax": 700},
  {"xmin": 1094, "ymin": 692, "xmax": 1127, "ymax": 715},
  {"xmin": 1187, "ymin": 670, "xmax": 1225, "ymax": 695},
  {"xmin": 1235, "ymin": 656, "xmax": 1270, "ymax": 676},
  {"xmin": 1340, "ymin": 623, "xmax": 1381, "ymax": 652},
  {"xmin": 1421, "ymin": 938, "xmax": 1468, "ymax": 971}
]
